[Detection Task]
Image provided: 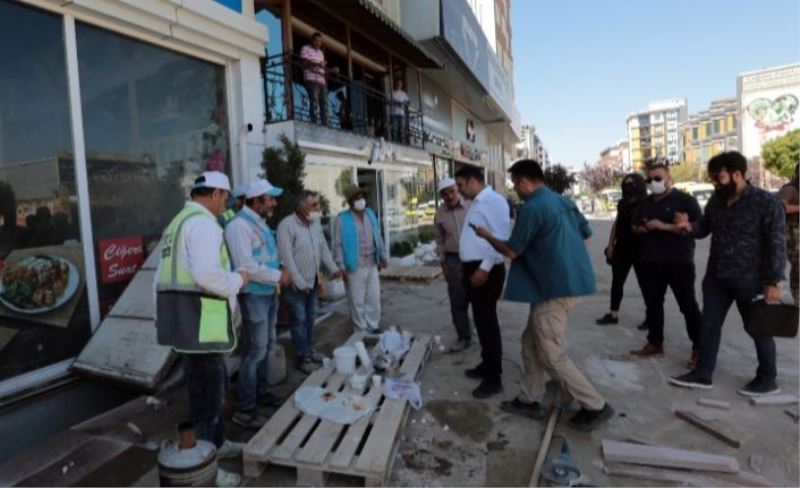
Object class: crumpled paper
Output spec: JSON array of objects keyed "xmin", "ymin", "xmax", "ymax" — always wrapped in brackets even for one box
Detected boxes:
[
  {"xmin": 381, "ymin": 330, "xmax": 411, "ymax": 359},
  {"xmin": 294, "ymin": 386, "xmax": 377, "ymax": 424}
]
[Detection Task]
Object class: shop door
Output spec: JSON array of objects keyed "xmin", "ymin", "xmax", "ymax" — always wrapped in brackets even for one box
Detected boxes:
[{"xmin": 356, "ymin": 168, "xmax": 385, "ymax": 239}]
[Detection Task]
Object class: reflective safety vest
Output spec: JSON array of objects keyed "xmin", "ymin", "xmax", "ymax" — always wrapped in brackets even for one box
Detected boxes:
[
  {"xmin": 155, "ymin": 205, "xmax": 236, "ymax": 354},
  {"xmin": 218, "ymin": 208, "xmax": 237, "ymax": 228},
  {"xmin": 234, "ymin": 210, "xmax": 280, "ymax": 296}
]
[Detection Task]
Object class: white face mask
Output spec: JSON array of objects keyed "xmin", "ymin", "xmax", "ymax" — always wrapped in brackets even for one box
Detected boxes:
[
  {"xmin": 307, "ymin": 211, "xmax": 322, "ymax": 222},
  {"xmin": 648, "ymin": 180, "xmax": 667, "ymax": 195},
  {"xmin": 353, "ymin": 199, "xmax": 367, "ymax": 211}
]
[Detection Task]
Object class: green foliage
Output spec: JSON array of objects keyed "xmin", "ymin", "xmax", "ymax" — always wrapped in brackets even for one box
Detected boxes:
[
  {"xmin": 670, "ymin": 160, "xmax": 701, "ymax": 183},
  {"xmin": 390, "ymin": 240, "xmax": 414, "ymax": 257},
  {"xmin": 762, "ymin": 129, "xmax": 800, "ymax": 179},
  {"xmin": 418, "ymin": 225, "xmax": 435, "ymax": 244},
  {"xmin": 544, "ymin": 164, "xmax": 577, "ymax": 194},
  {"xmin": 262, "ymin": 134, "xmax": 306, "ymax": 227},
  {"xmin": 581, "ymin": 163, "xmax": 622, "ymax": 194}
]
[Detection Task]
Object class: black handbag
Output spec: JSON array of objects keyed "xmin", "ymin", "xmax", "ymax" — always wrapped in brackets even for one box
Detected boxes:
[{"xmin": 745, "ymin": 299, "xmax": 799, "ymax": 338}]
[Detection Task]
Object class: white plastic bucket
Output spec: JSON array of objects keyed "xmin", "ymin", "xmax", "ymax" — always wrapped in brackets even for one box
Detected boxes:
[{"xmin": 333, "ymin": 346, "xmax": 357, "ymax": 375}]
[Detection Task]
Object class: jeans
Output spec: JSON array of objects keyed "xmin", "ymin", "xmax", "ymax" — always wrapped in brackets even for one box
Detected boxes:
[
  {"xmin": 390, "ymin": 114, "xmax": 405, "ymax": 143},
  {"xmin": 306, "ymin": 82, "xmax": 328, "ymax": 125},
  {"xmin": 182, "ymin": 353, "xmax": 227, "ymax": 448},
  {"xmin": 236, "ymin": 293, "xmax": 278, "ymax": 413},
  {"xmin": 462, "ymin": 261, "xmax": 506, "ymax": 380},
  {"xmin": 444, "ymin": 253, "xmax": 471, "ymax": 342},
  {"xmin": 609, "ymin": 245, "xmax": 645, "ymax": 312},
  {"xmin": 345, "ymin": 264, "xmax": 381, "ymax": 330},
  {"xmin": 284, "ymin": 284, "xmax": 319, "ymax": 362},
  {"xmin": 641, "ymin": 261, "xmax": 702, "ymax": 348},
  {"xmin": 695, "ymin": 275, "xmax": 776, "ymax": 381}
]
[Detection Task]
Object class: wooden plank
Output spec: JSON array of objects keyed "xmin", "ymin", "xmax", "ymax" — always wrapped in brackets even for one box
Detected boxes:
[
  {"xmin": 327, "ymin": 386, "xmax": 384, "ymax": 470},
  {"xmin": 601, "ymin": 439, "xmax": 740, "ymax": 473},
  {"xmin": 749, "ymin": 394, "xmax": 798, "ymax": 406},
  {"xmin": 529, "ymin": 405, "xmax": 560, "ymax": 487},
  {"xmin": 697, "ymin": 398, "xmax": 730, "ymax": 410},
  {"xmin": 674, "ymin": 410, "xmax": 740, "ymax": 448},
  {"xmin": 603, "ymin": 463, "xmax": 718, "ymax": 487},
  {"xmin": 353, "ymin": 336, "xmax": 431, "ymax": 476}
]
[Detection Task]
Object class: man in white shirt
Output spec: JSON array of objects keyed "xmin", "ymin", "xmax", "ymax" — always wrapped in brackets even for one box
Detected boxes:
[
  {"xmin": 154, "ymin": 171, "xmax": 248, "ymax": 488},
  {"xmin": 390, "ymin": 79, "xmax": 410, "ymax": 143},
  {"xmin": 455, "ymin": 165, "xmax": 510, "ymax": 398},
  {"xmin": 224, "ymin": 179, "xmax": 292, "ymax": 429}
]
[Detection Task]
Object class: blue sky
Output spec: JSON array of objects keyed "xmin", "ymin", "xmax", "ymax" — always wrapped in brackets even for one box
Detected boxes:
[{"xmin": 511, "ymin": 0, "xmax": 800, "ymax": 167}]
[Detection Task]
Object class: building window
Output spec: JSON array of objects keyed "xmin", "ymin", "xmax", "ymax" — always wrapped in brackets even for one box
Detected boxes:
[
  {"xmin": 76, "ymin": 22, "xmax": 230, "ymax": 316},
  {"xmin": 692, "ymin": 127, "xmax": 699, "ymax": 141},
  {"xmin": 0, "ymin": 0, "xmax": 90, "ymax": 381},
  {"xmin": 713, "ymin": 119, "xmax": 721, "ymax": 134}
]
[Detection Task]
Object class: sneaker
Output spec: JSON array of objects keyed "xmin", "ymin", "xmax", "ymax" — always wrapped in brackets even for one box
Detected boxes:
[
  {"xmin": 215, "ymin": 468, "xmax": 242, "ymax": 487},
  {"xmin": 630, "ymin": 343, "xmax": 663, "ymax": 357},
  {"xmin": 309, "ymin": 350, "xmax": 325, "ymax": 364},
  {"xmin": 669, "ymin": 371, "xmax": 713, "ymax": 389},
  {"xmin": 449, "ymin": 339, "xmax": 471, "ymax": 353},
  {"xmin": 595, "ymin": 313, "xmax": 619, "ymax": 325},
  {"xmin": 637, "ymin": 321, "xmax": 649, "ymax": 331},
  {"xmin": 258, "ymin": 391, "xmax": 285, "ymax": 408},
  {"xmin": 500, "ymin": 398, "xmax": 547, "ymax": 419},
  {"xmin": 295, "ymin": 357, "xmax": 320, "ymax": 374},
  {"xmin": 737, "ymin": 377, "xmax": 780, "ymax": 397},
  {"xmin": 217, "ymin": 439, "xmax": 244, "ymax": 460},
  {"xmin": 567, "ymin": 403, "xmax": 614, "ymax": 431},
  {"xmin": 231, "ymin": 410, "xmax": 269, "ymax": 429},
  {"xmin": 465, "ymin": 364, "xmax": 488, "ymax": 379},
  {"xmin": 472, "ymin": 379, "xmax": 503, "ymax": 399}
]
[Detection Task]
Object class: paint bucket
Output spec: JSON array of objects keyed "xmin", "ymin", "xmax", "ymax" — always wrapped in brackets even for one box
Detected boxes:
[
  {"xmin": 158, "ymin": 422, "xmax": 217, "ymax": 487},
  {"xmin": 333, "ymin": 346, "xmax": 357, "ymax": 375}
]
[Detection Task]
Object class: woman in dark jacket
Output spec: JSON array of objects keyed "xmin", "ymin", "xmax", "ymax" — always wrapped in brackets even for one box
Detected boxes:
[{"xmin": 596, "ymin": 173, "xmax": 648, "ymax": 326}]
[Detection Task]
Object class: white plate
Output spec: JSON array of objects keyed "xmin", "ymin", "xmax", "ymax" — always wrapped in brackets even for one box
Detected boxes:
[{"xmin": 0, "ymin": 257, "xmax": 80, "ymax": 314}]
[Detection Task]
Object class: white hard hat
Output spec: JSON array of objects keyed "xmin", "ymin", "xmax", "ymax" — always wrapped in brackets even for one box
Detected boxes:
[
  {"xmin": 437, "ymin": 177, "xmax": 457, "ymax": 193},
  {"xmin": 192, "ymin": 171, "xmax": 231, "ymax": 192}
]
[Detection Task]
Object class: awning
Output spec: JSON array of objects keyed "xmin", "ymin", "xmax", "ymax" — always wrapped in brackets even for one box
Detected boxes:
[{"xmin": 279, "ymin": 0, "xmax": 442, "ymax": 69}]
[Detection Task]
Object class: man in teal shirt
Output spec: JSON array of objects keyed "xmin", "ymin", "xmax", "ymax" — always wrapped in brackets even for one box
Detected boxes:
[{"xmin": 475, "ymin": 159, "xmax": 613, "ymax": 431}]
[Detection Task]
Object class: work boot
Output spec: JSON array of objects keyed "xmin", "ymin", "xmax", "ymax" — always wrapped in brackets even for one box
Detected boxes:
[
  {"xmin": 567, "ymin": 403, "xmax": 614, "ymax": 431},
  {"xmin": 231, "ymin": 410, "xmax": 269, "ymax": 429},
  {"xmin": 630, "ymin": 343, "xmax": 663, "ymax": 357},
  {"xmin": 595, "ymin": 313, "xmax": 618, "ymax": 325},
  {"xmin": 472, "ymin": 379, "xmax": 502, "ymax": 399},
  {"xmin": 499, "ymin": 398, "xmax": 547, "ymax": 419},
  {"xmin": 295, "ymin": 357, "xmax": 320, "ymax": 374},
  {"xmin": 448, "ymin": 339, "xmax": 471, "ymax": 353},
  {"xmin": 258, "ymin": 391, "xmax": 285, "ymax": 408},
  {"xmin": 215, "ymin": 468, "xmax": 242, "ymax": 487},
  {"xmin": 217, "ymin": 439, "xmax": 244, "ymax": 460},
  {"xmin": 464, "ymin": 364, "xmax": 488, "ymax": 379},
  {"xmin": 737, "ymin": 377, "xmax": 780, "ymax": 397},
  {"xmin": 669, "ymin": 371, "xmax": 713, "ymax": 390}
]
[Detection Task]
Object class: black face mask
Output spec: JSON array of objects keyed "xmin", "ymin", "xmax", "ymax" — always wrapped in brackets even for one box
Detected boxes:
[{"xmin": 714, "ymin": 180, "xmax": 737, "ymax": 199}]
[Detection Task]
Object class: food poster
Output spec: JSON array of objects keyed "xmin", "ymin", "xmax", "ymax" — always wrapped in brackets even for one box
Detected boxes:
[{"xmin": 0, "ymin": 244, "xmax": 85, "ymax": 327}]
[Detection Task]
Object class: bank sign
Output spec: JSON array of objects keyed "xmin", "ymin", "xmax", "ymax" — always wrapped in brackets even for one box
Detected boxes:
[
  {"xmin": 441, "ymin": 0, "xmax": 514, "ymax": 120},
  {"xmin": 99, "ymin": 236, "xmax": 144, "ymax": 285}
]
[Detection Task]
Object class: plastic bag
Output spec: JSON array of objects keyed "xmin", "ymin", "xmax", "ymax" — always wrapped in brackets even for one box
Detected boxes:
[
  {"xmin": 320, "ymin": 278, "xmax": 346, "ymax": 301},
  {"xmin": 382, "ymin": 377, "xmax": 423, "ymax": 410},
  {"xmin": 294, "ymin": 386, "xmax": 377, "ymax": 424}
]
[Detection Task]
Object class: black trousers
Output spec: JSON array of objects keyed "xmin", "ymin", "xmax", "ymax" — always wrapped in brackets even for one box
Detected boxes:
[
  {"xmin": 462, "ymin": 261, "xmax": 506, "ymax": 381},
  {"xmin": 182, "ymin": 353, "xmax": 228, "ymax": 448},
  {"xmin": 641, "ymin": 261, "xmax": 702, "ymax": 348},
  {"xmin": 609, "ymin": 245, "xmax": 645, "ymax": 312}
]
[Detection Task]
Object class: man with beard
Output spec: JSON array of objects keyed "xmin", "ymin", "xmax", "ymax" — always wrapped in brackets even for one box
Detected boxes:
[
  {"xmin": 225, "ymin": 179, "xmax": 292, "ymax": 428},
  {"xmin": 669, "ymin": 151, "xmax": 786, "ymax": 396}
]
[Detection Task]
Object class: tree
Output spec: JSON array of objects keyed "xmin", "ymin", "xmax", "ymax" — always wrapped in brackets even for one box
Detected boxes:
[
  {"xmin": 261, "ymin": 134, "xmax": 306, "ymax": 227},
  {"xmin": 580, "ymin": 163, "xmax": 620, "ymax": 193},
  {"xmin": 762, "ymin": 129, "xmax": 800, "ymax": 179},
  {"xmin": 670, "ymin": 160, "xmax": 701, "ymax": 183},
  {"xmin": 543, "ymin": 164, "xmax": 577, "ymax": 194}
]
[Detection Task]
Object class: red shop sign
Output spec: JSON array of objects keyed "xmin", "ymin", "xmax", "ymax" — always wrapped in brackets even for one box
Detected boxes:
[{"xmin": 99, "ymin": 236, "xmax": 144, "ymax": 285}]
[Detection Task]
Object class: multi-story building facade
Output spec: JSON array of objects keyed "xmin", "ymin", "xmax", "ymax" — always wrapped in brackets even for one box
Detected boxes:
[
  {"xmin": 516, "ymin": 124, "xmax": 550, "ymax": 167},
  {"xmin": 598, "ymin": 140, "xmax": 630, "ymax": 174},
  {"xmin": 682, "ymin": 98, "xmax": 738, "ymax": 166},
  {"xmin": 627, "ymin": 98, "xmax": 688, "ymax": 170}
]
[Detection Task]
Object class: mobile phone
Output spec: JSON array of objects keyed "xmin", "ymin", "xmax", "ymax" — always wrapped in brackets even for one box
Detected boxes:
[{"xmin": 468, "ymin": 223, "xmax": 477, "ymax": 231}]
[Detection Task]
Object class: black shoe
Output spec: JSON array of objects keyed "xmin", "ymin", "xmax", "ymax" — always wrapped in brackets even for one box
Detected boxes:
[
  {"xmin": 567, "ymin": 403, "xmax": 614, "ymax": 431},
  {"xmin": 231, "ymin": 410, "xmax": 269, "ymax": 429},
  {"xmin": 258, "ymin": 391, "xmax": 285, "ymax": 408},
  {"xmin": 637, "ymin": 321, "xmax": 648, "ymax": 330},
  {"xmin": 472, "ymin": 379, "xmax": 502, "ymax": 399},
  {"xmin": 595, "ymin": 313, "xmax": 619, "ymax": 325},
  {"xmin": 669, "ymin": 371, "xmax": 713, "ymax": 389},
  {"xmin": 737, "ymin": 377, "xmax": 780, "ymax": 397},
  {"xmin": 465, "ymin": 364, "xmax": 488, "ymax": 379},
  {"xmin": 500, "ymin": 398, "xmax": 547, "ymax": 419}
]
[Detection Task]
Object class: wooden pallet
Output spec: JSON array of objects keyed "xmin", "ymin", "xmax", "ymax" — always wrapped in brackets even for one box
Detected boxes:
[
  {"xmin": 244, "ymin": 332, "xmax": 432, "ymax": 486},
  {"xmin": 379, "ymin": 265, "xmax": 442, "ymax": 283}
]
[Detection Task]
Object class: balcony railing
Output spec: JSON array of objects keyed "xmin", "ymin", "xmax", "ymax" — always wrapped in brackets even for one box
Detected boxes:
[{"xmin": 262, "ymin": 53, "xmax": 424, "ymax": 149}]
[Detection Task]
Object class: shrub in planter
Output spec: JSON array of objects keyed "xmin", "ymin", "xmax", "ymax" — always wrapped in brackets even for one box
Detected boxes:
[{"xmin": 418, "ymin": 225, "xmax": 435, "ymax": 244}]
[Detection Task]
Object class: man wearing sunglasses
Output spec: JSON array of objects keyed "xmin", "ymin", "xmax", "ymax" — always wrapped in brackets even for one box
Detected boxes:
[
  {"xmin": 669, "ymin": 151, "xmax": 786, "ymax": 396},
  {"xmin": 629, "ymin": 159, "xmax": 703, "ymax": 368}
]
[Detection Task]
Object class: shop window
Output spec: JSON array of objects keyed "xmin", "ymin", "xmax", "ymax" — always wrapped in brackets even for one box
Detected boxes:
[
  {"xmin": 0, "ymin": 0, "xmax": 90, "ymax": 381},
  {"xmin": 76, "ymin": 22, "xmax": 230, "ymax": 316},
  {"xmin": 304, "ymin": 164, "xmax": 353, "ymax": 243},
  {"xmin": 384, "ymin": 168, "xmax": 435, "ymax": 256}
]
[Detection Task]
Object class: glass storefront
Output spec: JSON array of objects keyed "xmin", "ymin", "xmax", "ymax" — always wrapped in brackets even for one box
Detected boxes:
[
  {"xmin": 0, "ymin": 0, "xmax": 231, "ymax": 386},
  {"xmin": 305, "ymin": 164, "xmax": 353, "ymax": 243},
  {"xmin": 0, "ymin": 0, "xmax": 90, "ymax": 381},
  {"xmin": 76, "ymin": 22, "xmax": 230, "ymax": 316},
  {"xmin": 383, "ymin": 167, "xmax": 435, "ymax": 256}
]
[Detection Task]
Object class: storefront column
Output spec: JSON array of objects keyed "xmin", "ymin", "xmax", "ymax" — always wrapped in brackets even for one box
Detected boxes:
[{"xmin": 63, "ymin": 15, "xmax": 101, "ymax": 331}]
